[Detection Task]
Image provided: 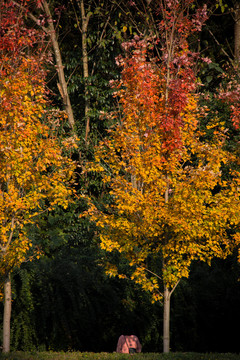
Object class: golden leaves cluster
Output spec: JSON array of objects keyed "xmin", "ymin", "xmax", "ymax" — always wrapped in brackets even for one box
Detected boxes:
[
  {"xmin": 0, "ymin": 56, "xmax": 75, "ymax": 279},
  {"xmin": 84, "ymin": 39, "xmax": 240, "ymax": 299}
]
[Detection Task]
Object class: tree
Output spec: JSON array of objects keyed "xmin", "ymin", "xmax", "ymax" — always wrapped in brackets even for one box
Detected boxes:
[
  {"xmin": 42, "ymin": 0, "xmax": 76, "ymax": 131},
  {"xmin": 0, "ymin": 0, "xmax": 75, "ymax": 352},
  {"xmin": 12, "ymin": 0, "xmax": 76, "ymax": 132},
  {"xmin": 233, "ymin": 1, "xmax": 240, "ymax": 63},
  {"xmin": 84, "ymin": 0, "xmax": 240, "ymax": 353},
  {"xmin": 66, "ymin": 0, "xmax": 121, "ymax": 146}
]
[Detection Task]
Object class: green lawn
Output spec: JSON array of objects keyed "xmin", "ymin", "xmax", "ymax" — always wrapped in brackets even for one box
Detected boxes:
[{"xmin": 0, "ymin": 352, "xmax": 239, "ymax": 360}]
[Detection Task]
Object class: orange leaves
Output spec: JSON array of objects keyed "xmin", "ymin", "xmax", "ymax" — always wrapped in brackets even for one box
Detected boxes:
[
  {"xmin": 84, "ymin": 36, "xmax": 240, "ymax": 300},
  {"xmin": 81, "ymin": 1, "xmax": 240, "ymax": 303},
  {"xmin": 0, "ymin": 1, "xmax": 75, "ymax": 279}
]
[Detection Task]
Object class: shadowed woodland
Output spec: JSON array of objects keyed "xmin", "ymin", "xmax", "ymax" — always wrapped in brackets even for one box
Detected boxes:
[{"xmin": 1, "ymin": 0, "xmax": 240, "ymax": 354}]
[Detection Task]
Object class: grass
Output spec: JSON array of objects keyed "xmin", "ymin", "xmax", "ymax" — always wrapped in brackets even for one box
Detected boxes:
[{"xmin": 0, "ymin": 352, "xmax": 239, "ymax": 360}]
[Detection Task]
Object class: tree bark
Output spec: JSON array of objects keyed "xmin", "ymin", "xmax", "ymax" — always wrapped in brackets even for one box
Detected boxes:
[
  {"xmin": 234, "ymin": 2, "xmax": 240, "ymax": 64},
  {"xmin": 42, "ymin": 0, "xmax": 75, "ymax": 131},
  {"xmin": 78, "ymin": 0, "xmax": 91, "ymax": 145},
  {"xmin": 2, "ymin": 272, "xmax": 11, "ymax": 353},
  {"xmin": 163, "ymin": 284, "xmax": 171, "ymax": 353},
  {"xmin": 163, "ymin": 177, "xmax": 170, "ymax": 353}
]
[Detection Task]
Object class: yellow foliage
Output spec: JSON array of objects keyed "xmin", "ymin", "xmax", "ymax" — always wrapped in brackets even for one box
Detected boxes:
[
  {"xmin": 83, "ymin": 41, "xmax": 240, "ymax": 300},
  {"xmin": 0, "ymin": 56, "xmax": 75, "ymax": 284}
]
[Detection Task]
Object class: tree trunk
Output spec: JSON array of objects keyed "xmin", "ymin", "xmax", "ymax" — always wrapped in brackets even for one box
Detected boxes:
[
  {"xmin": 78, "ymin": 0, "xmax": 91, "ymax": 145},
  {"xmin": 163, "ymin": 284, "xmax": 171, "ymax": 353},
  {"xmin": 234, "ymin": 3, "xmax": 240, "ymax": 63},
  {"xmin": 42, "ymin": 0, "xmax": 75, "ymax": 131},
  {"xmin": 2, "ymin": 272, "xmax": 11, "ymax": 353},
  {"xmin": 10, "ymin": 1, "xmax": 75, "ymax": 131},
  {"xmin": 163, "ymin": 177, "xmax": 170, "ymax": 353}
]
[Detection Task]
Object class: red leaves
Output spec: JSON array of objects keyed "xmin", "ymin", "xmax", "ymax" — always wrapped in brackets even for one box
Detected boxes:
[
  {"xmin": 0, "ymin": 1, "xmax": 45, "ymax": 67},
  {"xmin": 85, "ymin": 0, "xmax": 240, "ymax": 309},
  {"xmin": 113, "ymin": 18, "xmax": 199, "ymax": 154}
]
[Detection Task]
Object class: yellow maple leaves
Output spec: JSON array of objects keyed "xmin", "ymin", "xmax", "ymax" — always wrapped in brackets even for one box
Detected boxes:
[
  {"xmin": 0, "ymin": 54, "xmax": 75, "ymax": 289},
  {"xmin": 84, "ymin": 37, "xmax": 240, "ymax": 300}
]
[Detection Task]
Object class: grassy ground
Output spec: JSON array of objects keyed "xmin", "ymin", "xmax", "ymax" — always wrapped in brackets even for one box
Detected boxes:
[{"xmin": 0, "ymin": 352, "xmax": 239, "ymax": 360}]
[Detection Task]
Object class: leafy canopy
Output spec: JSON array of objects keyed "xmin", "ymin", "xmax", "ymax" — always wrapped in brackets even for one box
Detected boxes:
[
  {"xmin": 84, "ymin": 0, "xmax": 240, "ymax": 300},
  {"xmin": 0, "ymin": 0, "xmax": 75, "ymax": 286}
]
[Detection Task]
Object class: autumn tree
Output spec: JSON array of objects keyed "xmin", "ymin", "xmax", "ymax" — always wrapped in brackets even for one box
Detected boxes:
[
  {"xmin": 11, "ymin": 0, "xmax": 76, "ymax": 132},
  {"xmin": 84, "ymin": 0, "xmax": 240, "ymax": 353},
  {"xmin": 0, "ymin": 0, "xmax": 75, "ymax": 352}
]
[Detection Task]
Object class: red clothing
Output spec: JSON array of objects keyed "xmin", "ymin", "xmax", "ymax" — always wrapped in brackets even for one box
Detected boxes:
[{"xmin": 116, "ymin": 335, "xmax": 142, "ymax": 353}]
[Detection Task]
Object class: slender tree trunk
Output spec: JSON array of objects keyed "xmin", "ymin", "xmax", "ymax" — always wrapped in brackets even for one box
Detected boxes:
[
  {"xmin": 42, "ymin": 0, "xmax": 75, "ymax": 130},
  {"xmin": 2, "ymin": 272, "xmax": 11, "ymax": 353},
  {"xmin": 78, "ymin": 0, "xmax": 91, "ymax": 145},
  {"xmin": 163, "ymin": 284, "xmax": 171, "ymax": 353},
  {"xmin": 234, "ymin": 3, "xmax": 240, "ymax": 64},
  {"xmin": 163, "ymin": 176, "xmax": 171, "ymax": 353},
  {"xmin": 10, "ymin": 1, "xmax": 75, "ymax": 131}
]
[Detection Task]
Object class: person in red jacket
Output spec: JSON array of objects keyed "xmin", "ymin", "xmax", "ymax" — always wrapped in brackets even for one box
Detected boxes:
[{"xmin": 116, "ymin": 334, "xmax": 142, "ymax": 353}]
